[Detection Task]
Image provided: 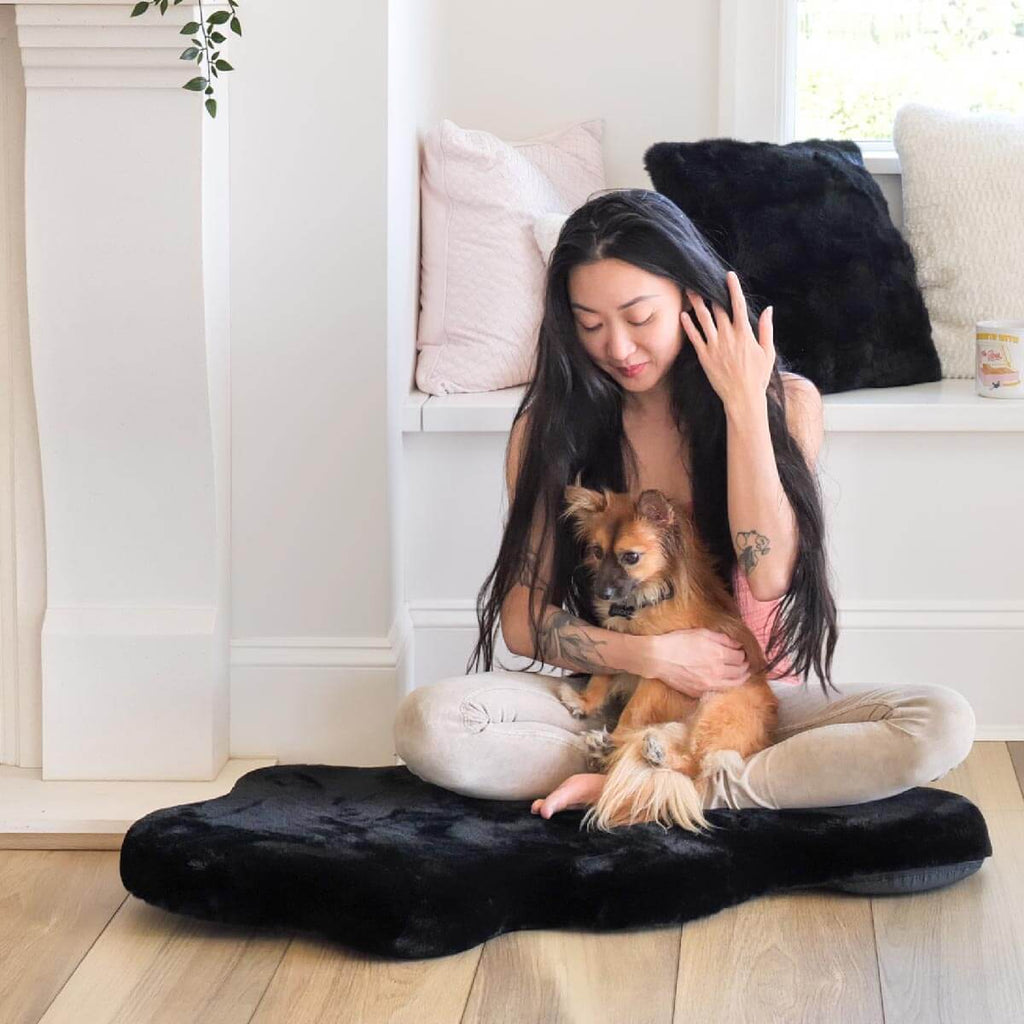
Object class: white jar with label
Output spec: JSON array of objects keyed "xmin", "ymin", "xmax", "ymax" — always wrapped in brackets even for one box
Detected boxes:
[{"xmin": 976, "ymin": 321, "xmax": 1024, "ymax": 398}]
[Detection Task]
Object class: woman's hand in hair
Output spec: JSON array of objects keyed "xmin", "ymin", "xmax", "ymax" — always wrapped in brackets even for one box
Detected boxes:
[
  {"xmin": 640, "ymin": 627, "xmax": 753, "ymax": 697},
  {"xmin": 681, "ymin": 270, "xmax": 775, "ymax": 413},
  {"xmin": 531, "ymin": 773, "xmax": 606, "ymax": 818}
]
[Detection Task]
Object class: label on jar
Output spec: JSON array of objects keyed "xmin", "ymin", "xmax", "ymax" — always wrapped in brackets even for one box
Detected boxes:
[{"xmin": 976, "ymin": 321, "xmax": 1023, "ymax": 399}]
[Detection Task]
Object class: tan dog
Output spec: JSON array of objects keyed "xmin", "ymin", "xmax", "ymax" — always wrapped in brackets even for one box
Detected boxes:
[{"xmin": 556, "ymin": 484, "xmax": 779, "ymax": 833}]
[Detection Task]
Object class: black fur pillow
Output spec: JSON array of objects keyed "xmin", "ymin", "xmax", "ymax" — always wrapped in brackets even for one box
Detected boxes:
[{"xmin": 644, "ymin": 138, "xmax": 942, "ymax": 395}]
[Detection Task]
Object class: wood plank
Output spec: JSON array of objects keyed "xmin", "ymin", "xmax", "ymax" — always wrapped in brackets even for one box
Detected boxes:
[
  {"xmin": 36, "ymin": 896, "xmax": 289, "ymax": 1024},
  {"xmin": 923, "ymin": 740, "xmax": 1024, "ymax": 814},
  {"xmin": 0, "ymin": 851, "xmax": 128, "ymax": 1024},
  {"xmin": 248, "ymin": 934, "xmax": 482, "ymax": 1024},
  {"xmin": 873, "ymin": 742, "xmax": 1023, "ymax": 1022},
  {"xmin": 673, "ymin": 890, "xmax": 883, "ymax": 1023},
  {"xmin": 462, "ymin": 926, "xmax": 681, "ymax": 1024},
  {"xmin": 661, "ymin": 741, "xmax": 1010, "ymax": 1022},
  {"xmin": 873, "ymin": 810, "xmax": 1024, "ymax": 1023},
  {"xmin": 1006, "ymin": 740, "xmax": 1024, "ymax": 796}
]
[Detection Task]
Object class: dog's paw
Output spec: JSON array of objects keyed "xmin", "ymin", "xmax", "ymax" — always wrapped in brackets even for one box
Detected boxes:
[
  {"xmin": 641, "ymin": 730, "xmax": 666, "ymax": 767},
  {"xmin": 582, "ymin": 726, "xmax": 615, "ymax": 771},
  {"xmin": 556, "ymin": 681, "xmax": 588, "ymax": 719},
  {"xmin": 697, "ymin": 748, "xmax": 746, "ymax": 781}
]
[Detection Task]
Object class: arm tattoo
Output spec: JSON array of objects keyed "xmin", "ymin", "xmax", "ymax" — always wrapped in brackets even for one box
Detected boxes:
[
  {"xmin": 516, "ymin": 547, "xmax": 549, "ymax": 591},
  {"xmin": 535, "ymin": 608, "xmax": 610, "ymax": 674},
  {"xmin": 736, "ymin": 529, "xmax": 771, "ymax": 577}
]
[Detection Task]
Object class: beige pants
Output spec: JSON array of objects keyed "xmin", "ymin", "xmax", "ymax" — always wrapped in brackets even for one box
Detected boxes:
[{"xmin": 392, "ymin": 671, "xmax": 977, "ymax": 810}]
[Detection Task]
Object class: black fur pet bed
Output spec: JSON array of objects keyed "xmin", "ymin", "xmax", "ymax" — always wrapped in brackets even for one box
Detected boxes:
[{"xmin": 119, "ymin": 764, "xmax": 991, "ymax": 960}]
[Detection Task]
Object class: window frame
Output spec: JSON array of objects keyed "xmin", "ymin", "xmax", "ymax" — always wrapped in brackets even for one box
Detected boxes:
[{"xmin": 717, "ymin": 0, "xmax": 900, "ymax": 174}]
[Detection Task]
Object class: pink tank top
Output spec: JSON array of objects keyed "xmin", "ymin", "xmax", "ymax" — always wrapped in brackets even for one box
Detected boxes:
[
  {"xmin": 681, "ymin": 502, "xmax": 799, "ymax": 685},
  {"xmin": 731, "ymin": 563, "xmax": 800, "ymax": 685}
]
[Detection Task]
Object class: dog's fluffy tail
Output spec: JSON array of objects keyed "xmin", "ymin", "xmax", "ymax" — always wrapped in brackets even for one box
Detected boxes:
[{"xmin": 581, "ymin": 728, "xmax": 718, "ymax": 834}]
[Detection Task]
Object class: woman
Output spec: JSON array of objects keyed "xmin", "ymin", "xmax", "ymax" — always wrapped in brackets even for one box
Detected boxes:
[{"xmin": 394, "ymin": 188, "xmax": 975, "ymax": 824}]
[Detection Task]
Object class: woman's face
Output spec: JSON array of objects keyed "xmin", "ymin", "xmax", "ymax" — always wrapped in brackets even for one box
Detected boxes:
[{"xmin": 567, "ymin": 258, "xmax": 692, "ymax": 401}]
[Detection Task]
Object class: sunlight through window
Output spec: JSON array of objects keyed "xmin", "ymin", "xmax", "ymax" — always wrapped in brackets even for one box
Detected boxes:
[{"xmin": 795, "ymin": 0, "xmax": 1024, "ymax": 145}]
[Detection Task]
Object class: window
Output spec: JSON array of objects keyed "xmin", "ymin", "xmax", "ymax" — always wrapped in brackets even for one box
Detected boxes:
[{"xmin": 795, "ymin": 0, "xmax": 1024, "ymax": 148}]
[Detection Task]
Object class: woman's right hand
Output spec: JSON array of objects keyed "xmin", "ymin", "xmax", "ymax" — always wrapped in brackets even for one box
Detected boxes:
[{"xmin": 639, "ymin": 628, "xmax": 753, "ymax": 697}]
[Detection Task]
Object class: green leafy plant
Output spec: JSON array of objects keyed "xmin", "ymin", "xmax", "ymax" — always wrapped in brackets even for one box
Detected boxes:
[{"xmin": 130, "ymin": 0, "xmax": 241, "ymax": 118}]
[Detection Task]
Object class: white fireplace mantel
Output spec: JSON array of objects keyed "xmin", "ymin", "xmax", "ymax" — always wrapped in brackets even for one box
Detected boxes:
[
  {"xmin": 16, "ymin": 0, "xmax": 233, "ymax": 90},
  {"xmin": 14, "ymin": 1, "xmax": 231, "ymax": 779}
]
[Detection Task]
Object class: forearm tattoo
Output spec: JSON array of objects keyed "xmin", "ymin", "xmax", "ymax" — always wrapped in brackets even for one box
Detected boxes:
[
  {"xmin": 535, "ymin": 608, "xmax": 610, "ymax": 674},
  {"xmin": 736, "ymin": 529, "xmax": 771, "ymax": 577},
  {"xmin": 515, "ymin": 547, "xmax": 548, "ymax": 591}
]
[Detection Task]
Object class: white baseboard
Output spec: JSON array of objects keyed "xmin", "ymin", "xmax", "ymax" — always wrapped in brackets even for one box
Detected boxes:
[
  {"xmin": 41, "ymin": 605, "xmax": 229, "ymax": 780},
  {"xmin": 229, "ymin": 609, "xmax": 414, "ymax": 767}
]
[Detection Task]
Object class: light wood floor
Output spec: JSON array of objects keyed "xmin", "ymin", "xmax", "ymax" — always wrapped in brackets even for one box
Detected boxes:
[{"xmin": 2, "ymin": 740, "xmax": 1022, "ymax": 1024}]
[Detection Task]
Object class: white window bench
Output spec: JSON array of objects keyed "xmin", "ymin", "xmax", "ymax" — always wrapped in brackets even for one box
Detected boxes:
[{"xmin": 401, "ymin": 379, "xmax": 1024, "ymax": 738}]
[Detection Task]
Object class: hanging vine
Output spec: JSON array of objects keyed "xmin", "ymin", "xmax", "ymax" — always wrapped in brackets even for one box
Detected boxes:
[{"xmin": 130, "ymin": 0, "xmax": 241, "ymax": 118}]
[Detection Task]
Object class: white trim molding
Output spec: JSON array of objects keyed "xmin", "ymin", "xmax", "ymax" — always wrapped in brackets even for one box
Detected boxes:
[
  {"xmin": 231, "ymin": 613, "xmax": 414, "ymax": 670},
  {"xmin": 229, "ymin": 610, "xmax": 414, "ymax": 771},
  {"xmin": 16, "ymin": 2, "xmax": 230, "ymax": 89},
  {"xmin": 403, "ymin": 380, "xmax": 1024, "ymax": 434},
  {"xmin": 409, "ymin": 597, "xmax": 1024, "ymax": 635},
  {"xmin": 15, "ymin": 2, "xmax": 232, "ymax": 779},
  {"xmin": 858, "ymin": 145, "xmax": 902, "ymax": 175},
  {"xmin": 0, "ymin": 6, "xmax": 46, "ymax": 772},
  {"xmin": 718, "ymin": 0, "xmax": 797, "ymax": 143}
]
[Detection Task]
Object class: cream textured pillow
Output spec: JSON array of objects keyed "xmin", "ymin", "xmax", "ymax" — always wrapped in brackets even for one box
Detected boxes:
[
  {"xmin": 415, "ymin": 118, "xmax": 606, "ymax": 395},
  {"xmin": 893, "ymin": 102, "xmax": 1024, "ymax": 379}
]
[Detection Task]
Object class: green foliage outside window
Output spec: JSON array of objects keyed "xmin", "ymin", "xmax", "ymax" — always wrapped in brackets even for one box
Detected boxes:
[{"xmin": 796, "ymin": 0, "xmax": 1024, "ymax": 141}]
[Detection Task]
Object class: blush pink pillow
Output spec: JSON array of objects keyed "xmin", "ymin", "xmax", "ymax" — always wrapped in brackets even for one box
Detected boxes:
[{"xmin": 415, "ymin": 117, "xmax": 606, "ymax": 395}]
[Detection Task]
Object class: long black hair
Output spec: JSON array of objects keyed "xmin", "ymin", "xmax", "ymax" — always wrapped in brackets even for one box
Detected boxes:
[{"xmin": 466, "ymin": 188, "xmax": 840, "ymax": 696}]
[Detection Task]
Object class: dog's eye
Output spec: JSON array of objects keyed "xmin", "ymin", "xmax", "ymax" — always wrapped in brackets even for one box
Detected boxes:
[
  {"xmin": 621, "ymin": 551, "xmax": 640, "ymax": 565},
  {"xmin": 587, "ymin": 544, "xmax": 603, "ymax": 559}
]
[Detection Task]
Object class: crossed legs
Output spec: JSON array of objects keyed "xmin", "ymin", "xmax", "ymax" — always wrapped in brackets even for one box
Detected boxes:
[{"xmin": 393, "ymin": 670, "xmax": 976, "ymax": 810}]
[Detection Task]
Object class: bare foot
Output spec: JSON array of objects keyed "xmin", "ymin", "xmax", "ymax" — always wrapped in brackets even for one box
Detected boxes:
[{"xmin": 530, "ymin": 773, "xmax": 607, "ymax": 818}]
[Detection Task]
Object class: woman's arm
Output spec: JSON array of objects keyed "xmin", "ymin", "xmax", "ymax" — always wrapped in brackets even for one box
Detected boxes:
[
  {"xmin": 504, "ymin": 588, "xmax": 648, "ymax": 676},
  {"xmin": 683, "ymin": 278, "xmax": 824, "ymax": 603},
  {"xmin": 724, "ymin": 374, "xmax": 824, "ymax": 601},
  {"xmin": 502, "ymin": 410, "xmax": 649, "ymax": 677}
]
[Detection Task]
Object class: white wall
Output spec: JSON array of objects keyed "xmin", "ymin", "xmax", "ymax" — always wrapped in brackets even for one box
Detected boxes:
[
  {"xmin": 428, "ymin": 0, "xmax": 720, "ymax": 187},
  {"xmin": 231, "ymin": 0, "xmax": 390, "ymax": 638},
  {"xmin": 228, "ymin": 0, "xmax": 396, "ymax": 765},
  {"xmin": 387, "ymin": 0, "xmax": 443, "ymax": 698}
]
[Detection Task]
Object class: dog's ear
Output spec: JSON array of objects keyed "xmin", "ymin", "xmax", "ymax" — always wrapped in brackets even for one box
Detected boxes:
[
  {"xmin": 561, "ymin": 483, "xmax": 607, "ymax": 522},
  {"xmin": 636, "ymin": 489, "xmax": 675, "ymax": 527}
]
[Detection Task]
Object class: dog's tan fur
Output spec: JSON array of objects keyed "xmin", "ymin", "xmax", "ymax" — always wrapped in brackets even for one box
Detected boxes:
[{"xmin": 557, "ymin": 483, "xmax": 779, "ymax": 833}]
